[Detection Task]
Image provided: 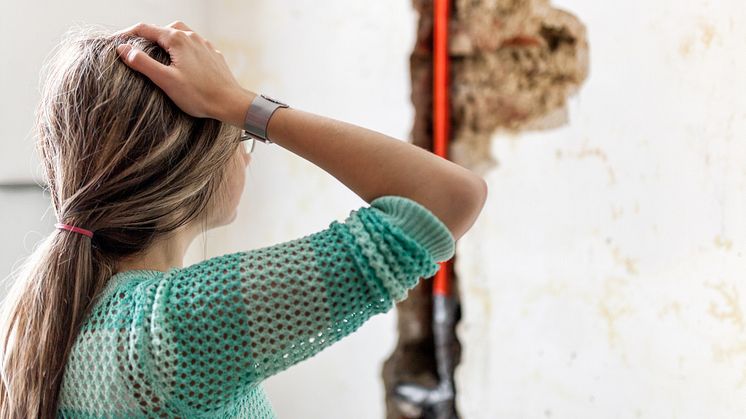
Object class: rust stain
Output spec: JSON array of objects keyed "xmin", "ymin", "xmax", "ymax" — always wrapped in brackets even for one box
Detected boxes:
[
  {"xmin": 678, "ymin": 19, "xmax": 718, "ymax": 58},
  {"xmin": 705, "ymin": 280, "xmax": 746, "ymax": 388},
  {"xmin": 607, "ymin": 241, "xmax": 639, "ymax": 276},
  {"xmin": 555, "ymin": 141, "xmax": 616, "ymax": 186},
  {"xmin": 597, "ymin": 277, "xmax": 633, "ymax": 349},
  {"xmin": 699, "ymin": 22, "xmax": 716, "ymax": 48},
  {"xmin": 714, "ymin": 235, "xmax": 733, "ymax": 251},
  {"xmin": 705, "ymin": 280, "xmax": 745, "ymax": 331}
]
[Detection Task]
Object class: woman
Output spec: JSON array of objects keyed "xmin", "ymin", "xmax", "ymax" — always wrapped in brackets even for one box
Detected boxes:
[{"xmin": 0, "ymin": 20, "xmax": 487, "ymax": 418}]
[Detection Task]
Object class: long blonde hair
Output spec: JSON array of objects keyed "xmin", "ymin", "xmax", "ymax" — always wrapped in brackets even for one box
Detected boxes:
[{"xmin": 0, "ymin": 24, "xmax": 241, "ymax": 418}]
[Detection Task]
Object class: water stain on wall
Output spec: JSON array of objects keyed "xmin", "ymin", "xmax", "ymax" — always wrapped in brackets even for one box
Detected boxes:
[
  {"xmin": 706, "ymin": 280, "xmax": 745, "ymax": 331},
  {"xmin": 706, "ymin": 279, "xmax": 746, "ymax": 389},
  {"xmin": 597, "ymin": 276, "xmax": 633, "ymax": 357},
  {"xmin": 608, "ymin": 243, "xmax": 639, "ymax": 276},
  {"xmin": 713, "ymin": 235, "xmax": 733, "ymax": 251},
  {"xmin": 678, "ymin": 18, "xmax": 718, "ymax": 58},
  {"xmin": 555, "ymin": 141, "xmax": 617, "ymax": 186}
]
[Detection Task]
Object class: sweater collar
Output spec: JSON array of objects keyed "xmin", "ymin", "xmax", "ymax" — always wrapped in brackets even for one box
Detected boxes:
[
  {"xmin": 99, "ymin": 269, "xmax": 166, "ymax": 299},
  {"xmin": 110, "ymin": 269, "xmax": 166, "ymax": 281}
]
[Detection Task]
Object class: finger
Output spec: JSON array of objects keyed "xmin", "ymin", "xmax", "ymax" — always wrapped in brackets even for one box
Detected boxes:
[
  {"xmin": 165, "ymin": 21, "xmax": 210, "ymax": 47},
  {"xmin": 115, "ymin": 44, "xmax": 173, "ymax": 89},
  {"xmin": 166, "ymin": 20, "xmax": 192, "ymax": 31},
  {"xmin": 112, "ymin": 22, "xmax": 173, "ymax": 49}
]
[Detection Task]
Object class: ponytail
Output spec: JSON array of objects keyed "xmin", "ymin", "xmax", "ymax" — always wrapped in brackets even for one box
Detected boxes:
[{"xmin": 0, "ymin": 223, "xmax": 114, "ymax": 418}]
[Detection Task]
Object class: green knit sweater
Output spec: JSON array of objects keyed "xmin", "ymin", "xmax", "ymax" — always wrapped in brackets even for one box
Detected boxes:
[{"xmin": 56, "ymin": 195, "xmax": 455, "ymax": 418}]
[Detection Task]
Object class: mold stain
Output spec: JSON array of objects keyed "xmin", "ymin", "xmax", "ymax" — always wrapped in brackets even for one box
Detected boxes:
[
  {"xmin": 699, "ymin": 22, "xmax": 716, "ymax": 48},
  {"xmin": 678, "ymin": 19, "xmax": 718, "ymax": 58},
  {"xmin": 714, "ymin": 235, "xmax": 733, "ymax": 251},
  {"xmin": 597, "ymin": 277, "xmax": 633, "ymax": 358},
  {"xmin": 606, "ymin": 240, "xmax": 639, "ymax": 276},
  {"xmin": 705, "ymin": 280, "xmax": 746, "ymax": 388},
  {"xmin": 555, "ymin": 141, "xmax": 616, "ymax": 186},
  {"xmin": 705, "ymin": 280, "xmax": 744, "ymax": 331}
]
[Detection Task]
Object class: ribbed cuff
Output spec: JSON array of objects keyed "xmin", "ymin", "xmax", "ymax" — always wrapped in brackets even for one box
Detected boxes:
[{"xmin": 370, "ymin": 195, "xmax": 456, "ymax": 262}]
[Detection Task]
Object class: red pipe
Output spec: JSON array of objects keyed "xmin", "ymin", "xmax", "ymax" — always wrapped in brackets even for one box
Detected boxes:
[{"xmin": 433, "ymin": 0, "xmax": 451, "ymax": 297}]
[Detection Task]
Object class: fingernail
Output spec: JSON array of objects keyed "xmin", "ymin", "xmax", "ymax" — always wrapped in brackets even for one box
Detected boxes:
[{"xmin": 116, "ymin": 44, "xmax": 131, "ymax": 56}]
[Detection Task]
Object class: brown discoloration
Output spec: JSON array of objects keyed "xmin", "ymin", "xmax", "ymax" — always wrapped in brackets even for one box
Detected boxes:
[
  {"xmin": 714, "ymin": 235, "xmax": 733, "ymax": 251},
  {"xmin": 597, "ymin": 277, "xmax": 633, "ymax": 352},
  {"xmin": 699, "ymin": 22, "xmax": 716, "ymax": 48},
  {"xmin": 448, "ymin": 0, "xmax": 589, "ymax": 173},
  {"xmin": 706, "ymin": 280, "xmax": 745, "ymax": 331},
  {"xmin": 679, "ymin": 19, "xmax": 718, "ymax": 58},
  {"xmin": 609, "ymin": 244, "xmax": 639, "ymax": 276},
  {"xmin": 707, "ymin": 280, "xmax": 746, "ymax": 388},
  {"xmin": 556, "ymin": 140, "xmax": 617, "ymax": 186}
]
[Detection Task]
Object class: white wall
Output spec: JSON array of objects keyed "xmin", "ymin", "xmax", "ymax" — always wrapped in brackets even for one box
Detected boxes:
[{"xmin": 455, "ymin": 1, "xmax": 746, "ymax": 418}]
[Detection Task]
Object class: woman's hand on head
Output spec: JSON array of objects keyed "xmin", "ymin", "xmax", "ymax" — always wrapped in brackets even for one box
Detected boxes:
[{"xmin": 114, "ymin": 21, "xmax": 245, "ymax": 121}]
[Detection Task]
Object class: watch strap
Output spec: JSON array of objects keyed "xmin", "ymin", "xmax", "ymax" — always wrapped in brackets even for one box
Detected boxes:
[{"xmin": 243, "ymin": 93, "xmax": 289, "ymax": 144}]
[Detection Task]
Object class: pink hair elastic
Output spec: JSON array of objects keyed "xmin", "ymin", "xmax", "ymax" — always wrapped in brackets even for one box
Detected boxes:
[{"xmin": 55, "ymin": 223, "xmax": 94, "ymax": 238}]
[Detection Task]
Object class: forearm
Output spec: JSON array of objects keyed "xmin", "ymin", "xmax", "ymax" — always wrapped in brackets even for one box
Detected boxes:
[{"xmin": 220, "ymin": 88, "xmax": 487, "ymax": 240}]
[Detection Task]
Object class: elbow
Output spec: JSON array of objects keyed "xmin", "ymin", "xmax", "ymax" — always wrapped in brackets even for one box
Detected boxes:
[
  {"xmin": 466, "ymin": 177, "xmax": 488, "ymax": 226},
  {"xmin": 446, "ymin": 177, "xmax": 488, "ymax": 241},
  {"xmin": 474, "ymin": 177, "xmax": 488, "ymax": 209},
  {"xmin": 461, "ymin": 176, "xmax": 488, "ymax": 214}
]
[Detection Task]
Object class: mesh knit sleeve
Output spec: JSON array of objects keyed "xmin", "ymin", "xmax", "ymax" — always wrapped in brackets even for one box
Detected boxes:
[{"xmin": 135, "ymin": 195, "xmax": 455, "ymax": 415}]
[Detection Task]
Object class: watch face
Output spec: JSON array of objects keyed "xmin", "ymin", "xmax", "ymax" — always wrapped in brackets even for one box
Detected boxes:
[{"xmin": 261, "ymin": 94, "xmax": 288, "ymax": 107}]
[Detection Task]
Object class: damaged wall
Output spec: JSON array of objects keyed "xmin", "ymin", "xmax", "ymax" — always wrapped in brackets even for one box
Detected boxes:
[
  {"xmin": 448, "ymin": 0, "xmax": 589, "ymax": 173},
  {"xmin": 453, "ymin": 0, "xmax": 746, "ymax": 417},
  {"xmin": 383, "ymin": 0, "xmax": 587, "ymax": 417}
]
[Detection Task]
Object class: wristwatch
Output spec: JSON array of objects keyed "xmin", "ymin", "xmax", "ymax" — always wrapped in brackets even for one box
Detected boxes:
[{"xmin": 242, "ymin": 93, "xmax": 290, "ymax": 144}]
